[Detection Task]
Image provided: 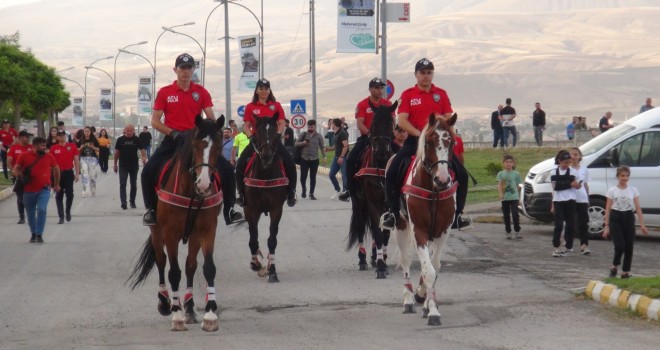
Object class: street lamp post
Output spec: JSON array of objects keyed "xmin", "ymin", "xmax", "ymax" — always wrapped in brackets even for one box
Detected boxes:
[
  {"xmin": 113, "ymin": 41, "xmax": 148, "ymax": 138},
  {"xmin": 85, "ymin": 65, "xmax": 115, "ymax": 132},
  {"xmin": 154, "ymin": 22, "xmax": 195, "ymax": 93},
  {"xmin": 83, "ymin": 56, "xmax": 113, "ymax": 126},
  {"xmin": 118, "ymin": 49, "xmax": 156, "ymax": 139}
]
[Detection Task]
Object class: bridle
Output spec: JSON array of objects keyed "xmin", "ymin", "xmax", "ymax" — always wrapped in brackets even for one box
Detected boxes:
[{"xmin": 420, "ymin": 126, "xmax": 454, "ymax": 185}]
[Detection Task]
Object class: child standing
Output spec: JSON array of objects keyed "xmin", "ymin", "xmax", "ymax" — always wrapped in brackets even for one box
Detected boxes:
[
  {"xmin": 550, "ymin": 150, "xmax": 580, "ymax": 257},
  {"xmin": 602, "ymin": 165, "xmax": 648, "ymax": 278},
  {"xmin": 571, "ymin": 147, "xmax": 591, "ymax": 255},
  {"xmin": 496, "ymin": 155, "xmax": 522, "ymax": 239}
]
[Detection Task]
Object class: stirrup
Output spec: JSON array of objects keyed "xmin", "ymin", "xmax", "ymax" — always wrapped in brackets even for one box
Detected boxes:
[{"xmin": 379, "ymin": 211, "xmax": 396, "ymax": 230}]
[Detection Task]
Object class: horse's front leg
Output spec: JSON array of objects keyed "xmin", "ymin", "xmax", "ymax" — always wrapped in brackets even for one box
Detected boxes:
[
  {"xmin": 151, "ymin": 227, "xmax": 172, "ymax": 317},
  {"xmin": 183, "ymin": 239, "xmax": 201, "ymax": 325},
  {"xmin": 165, "ymin": 243, "xmax": 186, "ymax": 331},
  {"xmin": 200, "ymin": 234, "xmax": 219, "ymax": 332},
  {"xmin": 259, "ymin": 209, "xmax": 282, "ymax": 282},
  {"xmin": 247, "ymin": 213, "xmax": 263, "ymax": 273},
  {"xmin": 395, "ymin": 225, "xmax": 415, "ymax": 314},
  {"xmin": 416, "ymin": 241, "xmax": 441, "ymax": 326}
]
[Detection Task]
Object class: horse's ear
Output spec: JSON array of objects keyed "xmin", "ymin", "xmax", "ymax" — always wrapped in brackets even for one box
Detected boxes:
[
  {"xmin": 195, "ymin": 114, "xmax": 203, "ymax": 127},
  {"xmin": 390, "ymin": 100, "xmax": 399, "ymax": 112},
  {"xmin": 217, "ymin": 114, "xmax": 225, "ymax": 129},
  {"xmin": 448, "ymin": 113, "xmax": 458, "ymax": 126}
]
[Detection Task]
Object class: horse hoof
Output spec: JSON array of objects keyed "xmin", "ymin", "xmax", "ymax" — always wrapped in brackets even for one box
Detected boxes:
[
  {"xmin": 171, "ymin": 311, "xmax": 188, "ymax": 331},
  {"xmin": 427, "ymin": 315, "xmax": 442, "ymax": 326},
  {"xmin": 370, "ymin": 259, "xmax": 377, "ymax": 268},
  {"xmin": 376, "ymin": 270, "xmax": 387, "ymax": 279},
  {"xmin": 158, "ymin": 302, "xmax": 172, "ymax": 316},
  {"xmin": 422, "ymin": 307, "xmax": 429, "ymax": 318},
  {"xmin": 268, "ymin": 274, "xmax": 280, "ymax": 283},
  {"xmin": 403, "ymin": 304, "xmax": 416, "ymax": 314},
  {"xmin": 414, "ymin": 293, "xmax": 426, "ymax": 305},
  {"xmin": 185, "ymin": 312, "xmax": 197, "ymax": 324},
  {"xmin": 359, "ymin": 263, "xmax": 369, "ymax": 271},
  {"xmin": 250, "ymin": 261, "xmax": 262, "ymax": 272},
  {"xmin": 257, "ymin": 266, "xmax": 269, "ymax": 277},
  {"xmin": 201, "ymin": 311, "xmax": 219, "ymax": 332}
]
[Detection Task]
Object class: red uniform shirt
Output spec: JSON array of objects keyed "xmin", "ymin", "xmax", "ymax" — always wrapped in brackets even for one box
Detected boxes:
[
  {"xmin": 243, "ymin": 101, "xmax": 285, "ymax": 136},
  {"xmin": 15, "ymin": 151, "xmax": 58, "ymax": 192},
  {"xmin": 0, "ymin": 128, "xmax": 18, "ymax": 150},
  {"xmin": 453, "ymin": 135, "xmax": 464, "ymax": 155},
  {"xmin": 153, "ymin": 81, "xmax": 213, "ymax": 131},
  {"xmin": 355, "ymin": 97, "xmax": 393, "ymax": 136},
  {"xmin": 8, "ymin": 144, "xmax": 33, "ymax": 165},
  {"xmin": 50, "ymin": 143, "xmax": 79, "ymax": 171},
  {"xmin": 398, "ymin": 84, "xmax": 453, "ymax": 131}
]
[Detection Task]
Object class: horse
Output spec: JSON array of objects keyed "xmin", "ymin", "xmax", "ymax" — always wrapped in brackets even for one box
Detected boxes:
[
  {"xmin": 127, "ymin": 115, "xmax": 225, "ymax": 332},
  {"xmin": 243, "ymin": 112, "xmax": 289, "ymax": 283},
  {"xmin": 346, "ymin": 101, "xmax": 397, "ymax": 278},
  {"xmin": 394, "ymin": 112, "xmax": 457, "ymax": 326}
]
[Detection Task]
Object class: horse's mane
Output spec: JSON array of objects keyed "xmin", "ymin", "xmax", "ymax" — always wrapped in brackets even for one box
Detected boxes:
[
  {"xmin": 174, "ymin": 119, "xmax": 221, "ymax": 170},
  {"xmin": 369, "ymin": 104, "xmax": 394, "ymax": 136}
]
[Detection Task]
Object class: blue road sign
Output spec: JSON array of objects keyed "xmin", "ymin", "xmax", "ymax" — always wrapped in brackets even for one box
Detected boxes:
[
  {"xmin": 237, "ymin": 105, "xmax": 246, "ymax": 118},
  {"xmin": 290, "ymin": 100, "xmax": 306, "ymax": 115}
]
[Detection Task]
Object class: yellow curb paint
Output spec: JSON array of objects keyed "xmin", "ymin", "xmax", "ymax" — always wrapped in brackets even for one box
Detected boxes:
[
  {"xmin": 600, "ymin": 284, "xmax": 617, "ymax": 304},
  {"xmin": 636, "ymin": 296, "xmax": 653, "ymax": 317},
  {"xmin": 647, "ymin": 300, "xmax": 660, "ymax": 320},
  {"xmin": 617, "ymin": 290, "xmax": 631, "ymax": 309},
  {"xmin": 586, "ymin": 280, "xmax": 599, "ymax": 298}
]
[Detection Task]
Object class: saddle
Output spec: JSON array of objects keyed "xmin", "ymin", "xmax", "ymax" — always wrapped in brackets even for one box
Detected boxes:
[
  {"xmin": 244, "ymin": 152, "xmax": 289, "ymax": 188},
  {"xmin": 355, "ymin": 146, "xmax": 386, "ymax": 178},
  {"xmin": 155, "ymin": 157, "xmax": 223, "ymax": 209}
]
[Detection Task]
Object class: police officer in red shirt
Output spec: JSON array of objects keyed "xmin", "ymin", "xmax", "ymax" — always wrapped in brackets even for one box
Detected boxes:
[
  {"xmin": 140, "ymin": 53, "xmax": 241, "ymax": 226},
  {"xmin": 1, "ymin": 120, "xmax": 19, "ymax": 179},
  {"xmin": 235, "ymin": 78, "xmax": 297, "ymax": 207},
  {"xmin": 339, "ymin": 78, "xmax": 397, "ymax": 202},
  {"xmin": 8, "ymin": 130, "xmax": 33, "ymax": 224},
  {"xmin": 380, "ymin": 58, "xmax": 455, "ymax": 230},
  {"xmin": 50, "ymin": 130, "xmax": 80, "ymax": 224}
]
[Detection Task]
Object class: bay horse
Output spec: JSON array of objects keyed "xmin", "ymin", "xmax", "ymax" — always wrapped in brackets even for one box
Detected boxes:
[
  {"xmin": 346, "ymin": 101, "xmax": 397, "ymax": 278},
  {"xmin": 244, "ymin": 112, "xmax": 288, "ymax": 283},
  {"xmin": 395, "ymin": 112, "xmax": 457, "ymax": 326},
  {"xmin": 127, "ymin": 115, "xmax": 225, "ymax": 332}
]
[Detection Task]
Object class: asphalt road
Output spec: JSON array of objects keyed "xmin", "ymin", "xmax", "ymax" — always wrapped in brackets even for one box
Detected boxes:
[{"xmin": 0, "ymin": 168, "xmax": 659, "ymax": 350}]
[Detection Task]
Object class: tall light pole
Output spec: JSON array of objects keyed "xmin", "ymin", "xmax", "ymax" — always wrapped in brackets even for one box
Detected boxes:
[
  {"xmin": 85, "ymin": 65, "xmax": 115, "ymax": 131},
  {"xmin": 310, "ymin": 0, "xmax": 317, "ymax": 120},
  {"xmin": 83, "ymin": 56, "xmax": 113, "ymax": 126},
  {"xmin": 118, "ymin": 49, "xmax": 156, "ymax": 138},
  {"xmin": 114, "ymin": 41, "xmax": 148, "ymax": 137},
  {"xmin": 154, "ymin": 22, "xmax": 195, "ymax": 93},
  {"xmin": 162, "ymin": 27, "xmax": 205, "ymax": 84}
]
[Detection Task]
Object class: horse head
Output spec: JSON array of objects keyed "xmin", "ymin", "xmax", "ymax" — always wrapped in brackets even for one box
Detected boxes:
[
  {"xmin": 417, "ymin": 112, "xmax": 457, "ymax": 190},
  {"xmin": 253, "ymin": 111, "xmax": 280, "ymax": 168},
  {"xmin": 189, "ymin": 114, "xmax": 224, "ymax": 195},
  {"xmin": 368, "ymin": 100, "xmax": 397, "ymax": 164}
]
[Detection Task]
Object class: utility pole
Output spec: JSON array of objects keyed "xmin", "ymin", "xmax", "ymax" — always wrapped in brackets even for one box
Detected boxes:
[
  {"xmin": 310, "ymin": 0, "xmax": 317, "ymax": 120},
  {"xmin": 381, "ymin": 0, "xmax": 387, "ymax": 83}
]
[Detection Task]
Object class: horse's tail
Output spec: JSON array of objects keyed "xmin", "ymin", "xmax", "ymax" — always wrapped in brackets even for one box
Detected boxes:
[
  {"xmin": 346, "ymin": 195, "xmax": 368, "ymax": 251},
  {"xmin": 126, "ymin": 236, "xmax": 156, "ymax": 290}
]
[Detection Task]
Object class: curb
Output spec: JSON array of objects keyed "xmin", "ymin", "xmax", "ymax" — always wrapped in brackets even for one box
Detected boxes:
[
  {"xmin": 585, "ymin": 280, "xmax": 660, "ymax": 320},
  {"xmin": 0, "ymin": 186, "xmax": 14, "ymax": 202}
]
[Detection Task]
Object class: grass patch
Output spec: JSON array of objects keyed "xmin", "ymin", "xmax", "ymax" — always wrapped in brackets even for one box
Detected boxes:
[
  {"xmin": 465, "ymin": 147, "xmax": 559, "ymax": 204},
  {"xmin": 604, "ymin": 276, "xmax": 660, "ymax": 299},
  {"xmin": 0, "ymin": 175, "xmax": 11, "ymax": 191}
]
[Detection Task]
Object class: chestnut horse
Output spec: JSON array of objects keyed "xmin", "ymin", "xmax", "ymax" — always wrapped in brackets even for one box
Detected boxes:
[
  {"xmin": 346, "ymin": 101, "xmax": 397, "ymax": 278},
  {"xmin": 395, "ymin": 112, "xmax": 457, "ymax": 326},
  {"xmin": 127, "ymin": 115, "xmax": 225, "ymax": 332},
  {"xmin": 244, "ymin": 112, "xmax": 288, "ymax": 283}
]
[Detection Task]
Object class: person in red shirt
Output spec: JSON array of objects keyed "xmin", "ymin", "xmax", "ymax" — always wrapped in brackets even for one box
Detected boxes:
[
  {"xmin": 12, "ymin": 137, "xmax": 60, "ymax": 243},
  {"xmin": 140, "ymin": 53, "xmax": 241, "ymax": 226},
  {"xmin": 1, "ymin": 120, "xmax": 19, "ymax": 179},
  {"xmin": 7, "ymin": 130, "xmax": 34, "ymax": 224},
  {"xmin": 380, "ymin": 58, "xmax": 455, "ymax": 230},
  {"xmin": 50, "ymin": 130, "xmax": 80, "ymax": 224},
  {"xmin": 235, "ymin": 78, "xmax": 297, "ymax": 207},
  {"xmin": 339, "ymin": 78, "xmax": 396, "ymax": 202}
]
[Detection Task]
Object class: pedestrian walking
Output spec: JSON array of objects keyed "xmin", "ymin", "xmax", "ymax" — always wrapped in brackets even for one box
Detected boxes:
[
  {"xmin": 139, "ymin": 126, "xmax": 153, "ymax": 158},
  {"xmin": 1, "ymin": 119, "xmax": 18, "ymax": 179},
  {"xmin": 497, "ymin": 155, "xmax": 522, "ymax": 239},
  {"xmin": 11, "ymin": 137, "xmax": 60, "ymax": 243},
  {"xmin": 571, "ymin": 147, "xmax": 591, "ymax": 255},
  {"xmin": 283, "ymin": 119, "xmax": 295, "ymax": 158},
  {"xmin": 7, "ymin": 130, "xmax": 33, "ymax": 224},
  {"xmin": 550, "ymin": 150, "xmax": 580, "ymax": 257},
  {"xmin": 231, "ymin": 124, "xmax": 249, "ymax": 164},
  {"xmin": 296, "ymin": 119, "xmax": 325, "ymax": 200},
  {"xmin": 49, "ymin": 130, "xmax": 80, "ymax": 223},
  {"xmin": 77, "ymin": 126, "xmax": 100, "ymax": 197},
  {"xmin": 97, "ymin": 128, "xmax": 111, "ymax": 173},
  {"xmin": 602, "ymin": 165, "xmax": 649, "ymax": 278},
  {"xmin": 114, "ymin": 124, "xmax": 146, "ymax": 210},
  {"xmin": 325, "ymin": 118, "xmax": 349, "ymax": 200},
  {"xmin": 46, "ymin": 127, "xmax": 58, "ymax": 149},
  {"xmin": 532, "ymin": 102, "xmax": 546, "ymax": 146},
  {"xmin": 221, "ymin": 127, "xmax": 234, "ymax": 163}
]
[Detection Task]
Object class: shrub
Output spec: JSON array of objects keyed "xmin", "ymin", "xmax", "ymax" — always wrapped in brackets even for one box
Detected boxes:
[{"xmin": 485, "ymin": 162, "xmax": 502, "ymax": 177}]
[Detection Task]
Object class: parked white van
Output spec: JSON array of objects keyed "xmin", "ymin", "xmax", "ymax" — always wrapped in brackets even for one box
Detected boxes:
[{"xmin": 520, "ymin": 108, "xmax": 660, "ymax": 238}]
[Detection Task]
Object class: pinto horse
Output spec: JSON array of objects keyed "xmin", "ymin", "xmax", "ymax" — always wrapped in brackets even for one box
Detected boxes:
[
  {"xmin": 244, "ymin": 112, "xmax": 288, "ymax": 283},
  {"xmin": 346, "ymin": 101, "xmax": 397, "ymax": 278},
  {"xmin": 395, "ymin": 112, "xmax": 457, "ymax": 326},
  {"xmin": 127, "ymin": 115, "xmax": 225, "ymax": 332}
]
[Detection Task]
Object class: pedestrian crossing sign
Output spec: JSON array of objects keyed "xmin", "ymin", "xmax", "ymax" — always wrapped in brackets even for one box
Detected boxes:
[{"xmin": 290, "ymin": 99, "xmax": 306, "ymax": 115}]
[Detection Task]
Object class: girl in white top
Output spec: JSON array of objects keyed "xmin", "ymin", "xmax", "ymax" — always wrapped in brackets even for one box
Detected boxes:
[
  {"xmin": 602, "ymin": 165, "xmax": 648, "ymax": 278},
  {"xmin": 550, "ymin": 150, "xmax": 581, "ymax": 257},
  {"xmin": 570, "ymin": 147, "xmax": 591, "ymax": 255}
]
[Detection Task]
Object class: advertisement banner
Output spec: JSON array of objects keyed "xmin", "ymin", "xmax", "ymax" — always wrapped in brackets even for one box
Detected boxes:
[
  {"xmin": 137, "ymin": 76, "xmax": 153, "ymax": 115},
  {"xmin": 99, "ymin": 88, "xmax": 112, "ymax": 122},
  {"xmin": 72, "ymin": 97, "xmax": 83, "ymax": 127},
  {"xmin": 337, "ymin": 0, "xmax": 376, "ymax": 53},
  {"xmin": 237, "ymin": 34, "xmax": 260, "ymax": 92}
]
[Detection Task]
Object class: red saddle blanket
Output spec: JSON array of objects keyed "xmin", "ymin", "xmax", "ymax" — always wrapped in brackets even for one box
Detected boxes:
[{"xmin": 244, "ymin": 153, "xmax": 289, "ymax": 188}]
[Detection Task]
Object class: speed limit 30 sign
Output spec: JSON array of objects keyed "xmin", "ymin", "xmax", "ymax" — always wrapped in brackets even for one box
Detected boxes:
[{"xmin": 291, "ymin": 114, "xmax": 307, "ymax": 129}]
